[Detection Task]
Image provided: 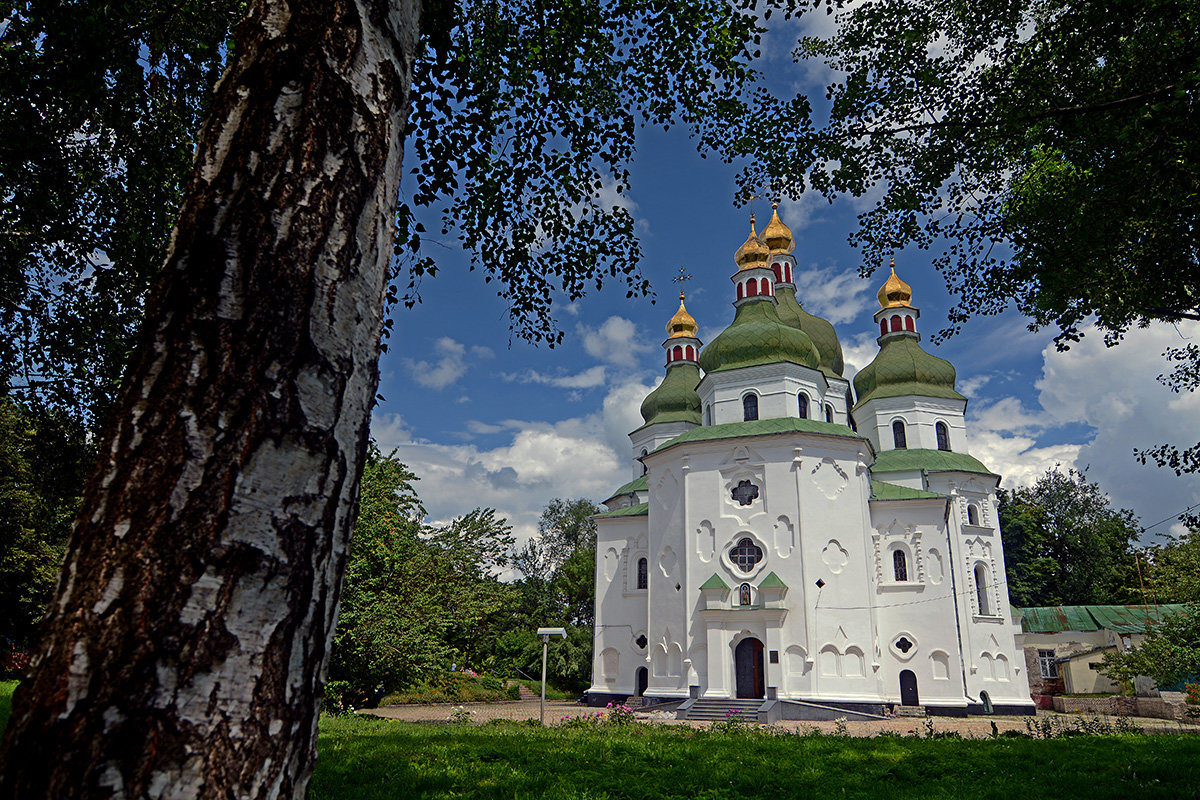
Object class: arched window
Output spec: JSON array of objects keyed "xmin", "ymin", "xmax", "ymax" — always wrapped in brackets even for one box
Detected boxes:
[
  {"xmin": 686, "ymin": 345, "xmax": 695, "ymax": 360},
  {"xmin": 893, "ymin": 549, "xmax": 909, "ymax": 582},
  {"xmin": 880, "ymin": 319, "xmax": 888, "ymax": 336},
  {"xmin": 974, "ymin": 563, "xmax": 990, "ymax": 615},
  {"xmin": 967, "ymin": 504, "xmax": 980, "ymax": 526},
  {"xmin": 637, "ymin": 557, "xmax": 648, "ymax": 590},
  {"xmin": 785, "ymin": 264, "xmax": 792, "ymax": 283},
  {"xmin": 905, "ymin": 316, "xmax": 915, "ymax": 331},
  {"xmin": 742, "ymin": 393, "xmax": 759, "ymax": 421},
  {"xmin": 746, "ymin": 280, "xmax": 758, "ymax": 297},
  {"xmin": 798, "ymin": 393, "xmax": 809, "ymax": 419},
  {"xmin": 892, "ymin": 420, "xmax": 907, "ymax": 449},
  {"xmin": 739, "ymin": 583, "xmax": 752, "ymax": 606},
  {"xmin": 672, "ymin": 345, "xmax": 682, "ymax": 361},
  {"xmin": 737, "ymin": 283, "xmax": 744, "ymax": 300},
  {"xmin": 640, "ymin": 449, "xmax": 648, "ymax": 475},
  {"xmin": 772, "ymin": 264, "xmax": 782, "ymax": 282},
  {"xmin": 936, "ymin": 421, "xmax": 951, "ymax": 451},
  {"xmin": 703, "ymin": 404, "xmax": 711, "ymax": 425},
  {"xmin": 890, "ymin": 315, "xmax": 902, "ymax": 332},
  {"xmin": 824, "ymin": 404, "xmax": 834, "ymax": 423},
  {"xmin": 760, "ymin": 277, "xmax": 770, "ymax": 295}
]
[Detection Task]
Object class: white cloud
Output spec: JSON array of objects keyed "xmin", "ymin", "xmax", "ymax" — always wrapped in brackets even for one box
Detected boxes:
[
  {"xmin": 404, "ymin": 337, "xmax": 491, "ymax": 390},
  {"xmin": 778, "ymin": 193, "xmax": 829, "ymax": 232},
  {"xmin": 958, "ymin": 374, "xmax": 993, "ymax": 398},
  {"xmin": 578, "ymin": 316, "xmax": 652, "ymax": 367},
  {"xmin": 839, "ymin": 332, "xmax": 878, "ymax": 385},
  {"xmin": 793, "ymin": 265, "xmax": 875, "ymax": 325},
  {"xmin": 502, "ymin": 365, "xmax": 607, "ymax": 390},
  {"xmin": 960, "ymin": 322, "xmax": 1200, "ymax": 526},
  {"xmin": 370, "ymin": 375, "xmax": 654, "ymax": 551}
]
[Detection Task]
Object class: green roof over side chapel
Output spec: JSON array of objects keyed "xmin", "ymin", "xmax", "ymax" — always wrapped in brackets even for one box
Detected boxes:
[
  {"xmin": 593, "ymin": 502, "xmax": 649, "ymax": 519},
  {"xmin": 872, "ymin": 448, "xmax": 994, "ymax": 476}
]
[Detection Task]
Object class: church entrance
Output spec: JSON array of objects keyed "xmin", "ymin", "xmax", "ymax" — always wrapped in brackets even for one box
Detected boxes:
[
  {"xmin": 635, "ymin": 667, "xmax": 648, "ymax": 697},
  {"xmin": 734, "ymin": 638, "xmax": 765, "ymax": 699},
  {"xmin": 899, "ymin": 669, "xmax": 919, "ymax": 706}
]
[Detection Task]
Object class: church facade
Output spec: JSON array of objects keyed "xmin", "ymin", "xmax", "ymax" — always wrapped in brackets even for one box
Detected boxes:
[{"xmin": 587, "ymin": 209, "xmax": 1034, "ymax": 717}]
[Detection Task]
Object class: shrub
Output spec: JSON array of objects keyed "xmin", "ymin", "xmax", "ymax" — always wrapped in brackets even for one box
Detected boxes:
[
  {"xmin": 605, "ymin": 702, "xmax": 636, "ymax": 726},
  {"xmin": 506, "ymin": 683, "xmax": 522, "ymax": 701}
]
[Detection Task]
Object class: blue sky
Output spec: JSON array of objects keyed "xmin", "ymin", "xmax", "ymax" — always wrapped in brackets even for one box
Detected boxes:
[{"xmin": 370, "ymin": 14, "xmax": 1199, "ymax": 551}]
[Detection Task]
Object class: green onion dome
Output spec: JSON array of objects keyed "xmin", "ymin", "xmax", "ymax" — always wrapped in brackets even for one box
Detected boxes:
[
  {"xmin": 698, "ymin": 300, "xmax": 821, "ymax": 374},
  {"xmin": 852, "ymin": 336, "xmax": 965, "ymax": 409},
  {"xmin": 639, "ymin": 363, "xmax": 702, "ymax": 426},
  {"xmin": 774, "ymin": 285, "xmax": 845, "ymax": 378}
]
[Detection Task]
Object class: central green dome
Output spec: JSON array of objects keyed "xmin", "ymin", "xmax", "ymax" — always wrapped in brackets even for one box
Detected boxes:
[
  {"xmin": 639, "ymin": 363, "xmax": 702, "ymax": 427},
  {"xmin": 698, "ymin": 299, "xmax": 821, "ymax": 374},
  {"xmin": 775, "ymin": 285, "xmax": 845, "ymax": 377},
  {"xmin": 852, "ymin": 335, "xmax": 964, "ymax": 409}
]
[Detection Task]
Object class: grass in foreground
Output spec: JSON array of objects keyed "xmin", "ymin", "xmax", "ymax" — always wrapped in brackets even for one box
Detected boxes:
[{"xmin": 310, "ymin": 714, "xmax": 1200, "ymax": 800}]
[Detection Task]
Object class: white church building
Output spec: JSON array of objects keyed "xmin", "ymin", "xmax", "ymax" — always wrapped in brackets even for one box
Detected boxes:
[{"xmin": 587, "ymin": 209, "xmax": 1034, "ymax": 719}]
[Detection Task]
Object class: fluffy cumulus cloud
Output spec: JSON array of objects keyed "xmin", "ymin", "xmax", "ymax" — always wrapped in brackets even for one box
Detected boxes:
[
  {"xmin": 792, "ymin": 265, "xmax": 875, "ymax": 325},
  {"xmin": 578, "ymin": 316, "xmax": 652, "ymax": 367},
  {"xmin": 404, "ymin": 337, "xmax": 493, "ymax": 390},
  {"xmin": 964, "ymin": 322, "xmax": 1200, "ymax": 527},
  {"xmin": 371, "ymin": 375, "xmax": 654, "ymax": 550}
]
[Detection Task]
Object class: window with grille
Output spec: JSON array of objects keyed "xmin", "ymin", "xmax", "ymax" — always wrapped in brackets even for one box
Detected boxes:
[
  {"xmin": 730, "ymin": 538, "xmax": 763, "ymax": 573},
  {"xmin": 743, "ymin": 393, "xmax": 759, "ymax": 421},
  {"xmin": 1038, "ymin": 650, "xmax": 1059, "ymax": 679},
  {"xmin": 893, "ymin": 549, "xmax": 909, "ymax": 582},
  {"xmin": 936, "ymin": 421, "xmax": 951, "ymax": 451},
  {"xmin": 892, "ymin": 420, "xmax": 907, "ymax": 449},
  {"xmin": 636, "ymin": 557, "xmax": 648, "ymax": 590}
]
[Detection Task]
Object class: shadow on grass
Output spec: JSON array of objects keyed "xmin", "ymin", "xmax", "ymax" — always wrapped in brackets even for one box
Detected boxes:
[{"xmin": 310, "ymin": 715, "xmax": 1200, "ymax": 800}]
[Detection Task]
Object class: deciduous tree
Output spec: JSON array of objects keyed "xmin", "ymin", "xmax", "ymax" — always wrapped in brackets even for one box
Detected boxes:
[{"xmin": 0, "ymin": 1, "xmax": 767, "ymax": 796}]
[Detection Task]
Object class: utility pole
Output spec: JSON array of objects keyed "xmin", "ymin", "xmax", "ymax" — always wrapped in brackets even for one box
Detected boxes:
[{"xmin": 536, "ymin": 627, "xmax": 566, "ymax": 726}]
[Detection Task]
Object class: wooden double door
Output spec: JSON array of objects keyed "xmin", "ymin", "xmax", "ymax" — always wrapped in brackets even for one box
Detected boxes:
[{"xmin": 735, "ymin": 638, "xmax": 765, "ymax": 699}]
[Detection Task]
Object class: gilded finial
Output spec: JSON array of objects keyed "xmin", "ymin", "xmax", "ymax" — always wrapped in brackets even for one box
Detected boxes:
[
  {"xmin": 877, "ymin": 258, "xmax": 914, "ymax": 309},
  {"xmin": 734, "ymin": 216, "xmax": 770, "ymax": 270},
  {"xmin": 762, "ymin": 202, "xmax": 795, "ymax": 255}
]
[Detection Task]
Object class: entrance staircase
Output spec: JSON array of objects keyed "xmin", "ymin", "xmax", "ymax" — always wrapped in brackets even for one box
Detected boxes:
[
  {"xmin": 679, "ymin": 698, "xmax": 765, "ymax": 722},
  {"xmin": 894, "ymin": 705, "xmax": 926, "ymax": 718}
]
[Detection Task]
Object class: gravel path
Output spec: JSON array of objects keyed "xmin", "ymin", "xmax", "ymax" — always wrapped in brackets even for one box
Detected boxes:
[{"xmin": 361, "ymin": 701, "xmax": 1200, "ymax": 737}]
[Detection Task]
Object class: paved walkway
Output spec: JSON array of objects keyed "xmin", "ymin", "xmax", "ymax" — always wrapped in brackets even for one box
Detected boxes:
[{"xmin": 362, "ymin": 700, "xmax": 1200, "ymax": 737}]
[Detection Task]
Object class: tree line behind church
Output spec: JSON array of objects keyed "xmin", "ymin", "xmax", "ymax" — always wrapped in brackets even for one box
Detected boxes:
[{"xmin": 6, "ymin": 413, "xmax": 1196, "ymax": 702}]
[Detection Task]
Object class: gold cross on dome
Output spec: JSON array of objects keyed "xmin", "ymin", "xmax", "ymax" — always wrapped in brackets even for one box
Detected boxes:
[{"xmin": 672, "ymin": 268, "xmax": 692, "ymax": 298}]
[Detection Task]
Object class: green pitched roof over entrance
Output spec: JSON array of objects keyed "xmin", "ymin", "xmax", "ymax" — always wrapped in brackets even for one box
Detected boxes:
[
  {"xmin": 758, "ymin": 571, "xmax": 787, "ymax": 589},
  {"xmin": 775, "ymin": 285, "xmax": 845, "ymax": 377},
  {"xmin": 700, "ymin": 573, "xmax": 730, "ymax": 590},
  {"xmin": 852, "ymin": 335, "xmax": 965, "ymax": 408},
  {"xmin": 698, "ymin": 298, "xmax": 821, "ymax": 373},
  {"xmin": 638, "ymin": 362, "xmax": 701, "ymax": 428},
  {"xmin": 872, "ymin": 448, "xmax": 994, "ymax": 476}
]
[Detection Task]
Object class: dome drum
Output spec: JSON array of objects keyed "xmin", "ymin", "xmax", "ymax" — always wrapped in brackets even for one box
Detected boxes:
[
  {"xmin": 770, "ymin": 253, "xmax": 796, "ymax": 286},
  {"xmin": 664, "ymin": 336, "xmax": 701, "ymax": 366},
  {"xmin": 733, "ymin": 265, "xmax": 776, "ymax": 304}
]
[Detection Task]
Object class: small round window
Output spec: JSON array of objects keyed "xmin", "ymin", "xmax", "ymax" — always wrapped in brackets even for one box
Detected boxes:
[{"xmin": 730, "ymin": 537, "xmax": 763, "ymax": 573}]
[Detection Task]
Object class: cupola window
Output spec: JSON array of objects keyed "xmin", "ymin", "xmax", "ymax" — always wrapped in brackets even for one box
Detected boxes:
[
  {"xmin": 730, "ymin": 538, "xmax": 764, "ymax": 573},
  {"xmin": 636, "ymin": 557, "xmax": 648, "ymax": 590},
  {"xmin": 798, "ymin": 393, "xmax": 809, "ymax": 420},
  {"xmin": 936, "ymin": 421, "xmax": 951, "ymax": 451},
  {"xmin": 893, "ymin": 549, "xmax": 909, "ymax": 582},
  {"xmin": 824, "ymin": 404, "xmax": 834, "ymax": 423},
  {"xmin": 892, "ymin": 420, "xmax": 907, "ymax": 449},
  {"xmin": 890, "ymin": 316, "xmax": 902, "ymax": 332},
  {"xmin": 905, "ymin": 316, "xmax": 915, "ymax": 331},
  {"xmin": 742, "ymin": 393, "xmax": 759, "ymax": 422},
  {"xmin": 879, "ymin": 319, "xmax": 888, "ymax": 337}
]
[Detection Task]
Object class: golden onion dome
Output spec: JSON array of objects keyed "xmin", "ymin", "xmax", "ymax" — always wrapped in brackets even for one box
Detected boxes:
[
  {"xmin": 761, "ymin": 203, "xmax": 795, "ymax": 254},
  {"xmin": 734, "ymin": 217, "xmax": 770, "ymax": 270},
  {"xmin": 877, "ymin": 259, "xmax": 914, "ymax": 308},
  {"xmin": 667, "ymin": 293, "xmax": 698, "ymax": 339}
]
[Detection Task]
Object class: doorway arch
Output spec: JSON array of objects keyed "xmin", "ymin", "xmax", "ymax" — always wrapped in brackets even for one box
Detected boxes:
[
  {"xmin": 734, "ymin": 638, "xmax": 765, "ymax": 699},
  {"xmin": 635, "ymin": 667, "xmax": 648, "ymax": 698},
  {"xmin": 980, "ymin": 690, "xmax": 993, "ymax": 714},
  {"xmin": 899, "ymin": 669, "xmax": 919, "ymax": 706}
]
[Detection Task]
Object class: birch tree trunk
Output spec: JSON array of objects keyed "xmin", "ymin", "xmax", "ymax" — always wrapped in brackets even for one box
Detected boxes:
[{"xmin": 0, "ymin": 0, "xmax": 420, "ymax": 796}]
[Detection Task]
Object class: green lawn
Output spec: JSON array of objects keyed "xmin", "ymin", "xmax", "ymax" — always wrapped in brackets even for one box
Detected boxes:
[
  {"xmin": 3, "ymin": 680, "xmax": 1198, "ymax": 799},
  {"xmin": 310, "ymin": 715, "xmax": 1200, "ymax": 800}
]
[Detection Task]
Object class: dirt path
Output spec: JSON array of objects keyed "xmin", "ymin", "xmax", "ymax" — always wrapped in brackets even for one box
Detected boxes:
[{"xmin": 361, "ymin": 701, "xmax": 1200, "ymax": 737}]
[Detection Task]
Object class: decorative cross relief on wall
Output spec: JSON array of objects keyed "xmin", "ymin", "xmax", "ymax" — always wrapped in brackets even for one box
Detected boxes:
[{"xmin": 871, "ymin": 518, "xmax": 924, "ymax": 585}]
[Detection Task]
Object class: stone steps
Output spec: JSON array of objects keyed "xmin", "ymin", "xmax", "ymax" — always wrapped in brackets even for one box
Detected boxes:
[
  {"xmin": 682, "ymin": 698, "xmax": 766, "ymax": 721},
  {"xmin": 894, "ymin": 705, "xmax": 927, "ymax": 717}
]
